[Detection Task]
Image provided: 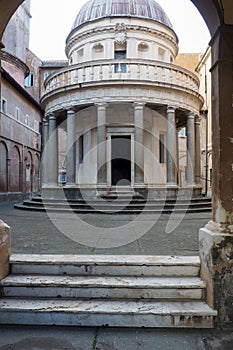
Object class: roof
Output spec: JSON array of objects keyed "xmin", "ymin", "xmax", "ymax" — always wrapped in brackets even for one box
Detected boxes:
[{"xmin": 71, "ymin": 0, "xmax": 173, "ymax": 30}]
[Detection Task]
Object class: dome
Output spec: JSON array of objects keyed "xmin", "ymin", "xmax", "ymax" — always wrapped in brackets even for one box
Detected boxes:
[{"xmin": 72, "ymin": 0, "xmax": 173, "ymax": 31}]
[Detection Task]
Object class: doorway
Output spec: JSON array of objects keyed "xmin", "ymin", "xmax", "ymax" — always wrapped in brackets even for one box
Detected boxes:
[{"xmin": 111, "ymin": 135, "xmax": 131, "ymax": 186}]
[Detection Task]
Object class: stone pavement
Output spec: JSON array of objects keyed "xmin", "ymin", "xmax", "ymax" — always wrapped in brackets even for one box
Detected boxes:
[
  {"xmin": 0, "ymin": 202, "xmax": 232, "ymax": 349},
  {"xmin": 0, "ymin": 202, "xmax": 211, "ymax": 255},
  {"xmin": 0, "ymin": 326, "xmax": 232, "ymax": 350}
]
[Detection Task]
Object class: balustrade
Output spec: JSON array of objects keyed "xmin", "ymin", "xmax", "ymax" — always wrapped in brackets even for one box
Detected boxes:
[{"xmin": 43, "ymin": 59, "xmax": 200, "ymax": 96}]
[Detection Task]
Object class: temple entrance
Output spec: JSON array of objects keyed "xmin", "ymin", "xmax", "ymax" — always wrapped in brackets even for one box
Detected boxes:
[{"xmin": 111, "ymin": 135, "xmax": 131, "ymax": 186}]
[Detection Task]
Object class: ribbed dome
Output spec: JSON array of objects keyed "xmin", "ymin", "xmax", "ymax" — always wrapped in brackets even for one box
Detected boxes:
[{"xmin": 72, "ymin": 0, "xmax": 173, "ymax": 30}]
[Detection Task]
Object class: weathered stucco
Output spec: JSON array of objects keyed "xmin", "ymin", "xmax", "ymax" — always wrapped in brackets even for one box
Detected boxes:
[
  {"xmin": 200, "ymin": 227, "xmax": 233, "ymax": 327},
  {"xmin": 0, "ymin": 220, "xmax": 10, "ymax": 281}
]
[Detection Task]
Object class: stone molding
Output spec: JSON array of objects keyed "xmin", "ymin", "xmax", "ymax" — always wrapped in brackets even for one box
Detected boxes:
[{"xmin": 43, "ymin": 84, "xmax": 203, "ymax": 117}]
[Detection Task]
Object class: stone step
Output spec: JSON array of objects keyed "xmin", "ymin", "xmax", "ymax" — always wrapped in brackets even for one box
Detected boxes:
[
  {"xmin": 19, "ymin": 200, "xmax": 212, "ymax": 209},
  {"xmin": 14, "ymin": 204, "xmax": 211, "ymax": 214},
  {"xmin": 1, "ymin": 275, "xmax": 206, "ymax": 300},
  {"xmin": 0, "ymin": 298, "xmax": 217, "ymax": 328},
  {"xmin": 15, "ymin": 196, "xmax": 212, "ymax": 214},
  {"xmin": 30, "ymin": 196, "xmax": 212, "ymax": 204},
  {"xmin": 10, "ymin": 254, "xmax": 200, "ymax": 277}
]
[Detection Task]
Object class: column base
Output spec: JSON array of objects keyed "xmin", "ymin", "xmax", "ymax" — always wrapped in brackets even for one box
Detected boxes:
[
  {"xmin": 166, "ymin": 183, "xmax": 178, "ymax": 188},
  {"xmin": 64, "ymin": 183, "xmax": 77, "ymax": 188},
  {"xmin": 42, "ymin": 184, "xmax": 59, "ymax": 189},
  {"xmin": 199, "ymin": 224, "xmax": 233, "ymax": 328}
]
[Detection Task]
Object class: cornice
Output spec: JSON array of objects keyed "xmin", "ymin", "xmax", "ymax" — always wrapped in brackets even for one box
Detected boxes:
[{"xmin": 1, "ymin": 50, "xmax": 30, "ymax": 77}]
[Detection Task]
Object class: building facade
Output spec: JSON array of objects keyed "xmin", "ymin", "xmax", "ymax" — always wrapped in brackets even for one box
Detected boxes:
[
  {"xmin": 0, "ymin": 0, "xmax": 43, "ymax": 201},
  {"xmin": 41, "ymin": 0, "xmax": 204, "ymax": 199}
]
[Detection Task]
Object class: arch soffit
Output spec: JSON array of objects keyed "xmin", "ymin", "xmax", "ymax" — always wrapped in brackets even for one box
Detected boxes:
[
  {"xmin": 0, "ymin": 0, "xmax": 24, "ymax": 41},
  {"xmin": 0, "ymin": 140, "xmax": 9, "ymax": 154},
  {"xmin": 12, "ymin": 145, "xmax": 21, "ymax": 161}
]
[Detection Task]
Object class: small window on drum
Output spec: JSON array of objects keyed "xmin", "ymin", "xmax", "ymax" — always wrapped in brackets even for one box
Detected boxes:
[
  {"xmin": 138, "ymin": 42, "xmax": 149, "ymax": 52},
  {"xmin": 93, "ymin": 43, "xmax": 104, "ymax": 53},
  {"xmin": 77, "ymin": 48, "xmax": 84, "ymax": 62},
  {"xmin": 158, "ymin": 47, "xmax": 166, "ymax": 61}
]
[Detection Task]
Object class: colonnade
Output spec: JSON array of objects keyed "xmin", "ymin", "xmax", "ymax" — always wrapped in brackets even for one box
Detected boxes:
[{"xmin": 42, "ymin": 103, "xmax": 201, "ymax": 191}]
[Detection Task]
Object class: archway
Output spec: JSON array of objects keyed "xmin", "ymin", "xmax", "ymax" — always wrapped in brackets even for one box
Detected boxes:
[
  {"xmin": 10, "ymin": 146, "xmax": 21, "ymax": 192},
  {"xmin": 0, "ymin": 141, "xmax": 8, "ymax": 192},
  {"xmin": 0, "ymin": 0, "xmax": 232, "ymax": 328}
]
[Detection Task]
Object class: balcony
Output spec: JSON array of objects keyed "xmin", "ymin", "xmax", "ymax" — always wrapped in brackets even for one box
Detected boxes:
[{"xmin": 42, "ymin": 59, "xmax": 200, "ymax": 99}]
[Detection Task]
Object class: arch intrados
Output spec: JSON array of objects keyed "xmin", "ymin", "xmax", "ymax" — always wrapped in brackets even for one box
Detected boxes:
[
  {"xmin": 12, "ymin": 145, "xmax": 21, "ymax": 160},
  {"xmin": 0, "ymin": 0, "xmax": 223, "ymax": 42},
  {"xmin": 0, "ymin": 140, "xmax": 8, "ymax": 153}
]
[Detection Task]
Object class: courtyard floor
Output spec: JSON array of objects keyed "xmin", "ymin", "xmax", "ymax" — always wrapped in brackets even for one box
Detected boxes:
[
  {"xmin": 0, "ymin": 201, "xmax": 232, "ymax": 349},
  {"xmin": 0, "ymin": 201, "xmax": 211, "ymax": 255}
]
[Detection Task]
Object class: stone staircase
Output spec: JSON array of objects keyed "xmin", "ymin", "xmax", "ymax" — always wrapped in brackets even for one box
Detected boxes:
[
  {"xmin": 15, "ymin": 195, "xmax": 212, "ymax": 214},
  {"xmin": 0, "ymin": 254, "xmax": 217, "ymax": 327}
]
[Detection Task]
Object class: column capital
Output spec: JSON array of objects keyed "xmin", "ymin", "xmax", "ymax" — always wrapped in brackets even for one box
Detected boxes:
[
  {"xmin": 187, "ymin": 111, "xmax": 195, "ymax": 119},
  {"xmin": 195, "ymin": 115, "xmax": 202, "ymax": 124},
  {"xmin": 48, "ymin": 113, "xmax": 56, "ymax": 121},
  {"xmin": 96, "ymin": 102, "xmax": 108, "ymax": 109},
  {"xmin": 43, "ymin": 119, "xmax": 49, "ymax": 126},
  {"xmin": 134, "ymin": 102, "xmax": 145, "ymax": 110},
  {"xmin": 167, "ymin": 106, "xmax": 176, "ymax": 113},
  {"xmin": 66, "ymin": 107, "xmax": 75, "ymax": 113}
]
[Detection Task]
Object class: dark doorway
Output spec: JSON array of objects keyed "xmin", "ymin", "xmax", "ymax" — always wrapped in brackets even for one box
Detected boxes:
[{"xmin": 111, "ymin": 136, "xmax": 131, "ymax": 186}]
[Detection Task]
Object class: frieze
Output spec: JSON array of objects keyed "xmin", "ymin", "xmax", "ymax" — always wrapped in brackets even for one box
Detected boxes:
[{"xmin": 44, "ymin": 86, "xmax": 201, "ymax": 117}]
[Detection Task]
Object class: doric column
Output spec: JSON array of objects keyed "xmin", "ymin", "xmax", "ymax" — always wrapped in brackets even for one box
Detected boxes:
[
  {"xmin": 42, "ymin": 118, "xmax": 49, "ymax": 185},
  {"xmin": 47, "ymin": 113, "xmax": 58, "ymax": 186},
  {"xmin": 166, "ymin": 106, "xmax": 177, "ymax": 186},
  {"xmin": 176, "ymin": 129, "xmax": 180, "ymax": 185},
  {"xmin": 134, "ymin": 102, "xmax": 144, "ymax": 184},
  {"xmin": 186, "ymin": 111, "xmax": 195, "ymax": 186},
  {"xmin": 66, "ymin": 109, "xmax": 76, "ymax": 186},
  {"xmin": 96, "ymin": 103, "xmax": 107, "ymax": 185},
  {"xmin": 195, "ymin": 116, "xmax": 201, "ymax": 185}
]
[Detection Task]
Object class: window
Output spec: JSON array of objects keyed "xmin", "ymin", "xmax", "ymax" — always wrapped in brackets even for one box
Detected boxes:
[
  {"xmin": 77, "ymin": 48, "xmax": 84, "ymax": 63},
  {"xmin": 159, "ymin": 134, "xmax": 165, "ymax": 164},
  {"xmin": 178, "ymin": 128, "xmax": 186, "ymax": 137},
  {"xmin": 25, "ymin": 73, "xmax": 34, "ymax": 87},
  {"xmin": 25, "ymin": 115, "xmax": 29, "ymax": 126},
  {"xmin": 79, "ymin": 135, "xmax": 84, "ymax": 163},
  {"xmin": 1, "ymin": 99, "xmax": 7, "ymax": 113},
  {"xmin": 93, "ymin": 43, "xmax": 104, "ymax": 53},
  {"xmin": 15, "ymin": 107, "xmax": 20, "ymax": 120},
  {"xmin": 114, "ymin": 50, "xmax": 127, "ymax": 73},
  {"xmin": 138, "ymin": 42, "xmax": 149, "ymax": 52},
  {"xmin": 44, "ymin": 72, "xmax": 50, "ymax": 81},
  {"xmin": 34, "ymin": 120, "xmax": 39, "ymax": 132},
  {"xmin": 158, "ymin": 47, "xmax": 166, "ymax": 61}
]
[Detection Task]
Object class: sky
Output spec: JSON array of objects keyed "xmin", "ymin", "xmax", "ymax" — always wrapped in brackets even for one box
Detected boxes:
[{"xmin": 29, "ymin": 0, "xmax": 211, "ymax": 60}]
